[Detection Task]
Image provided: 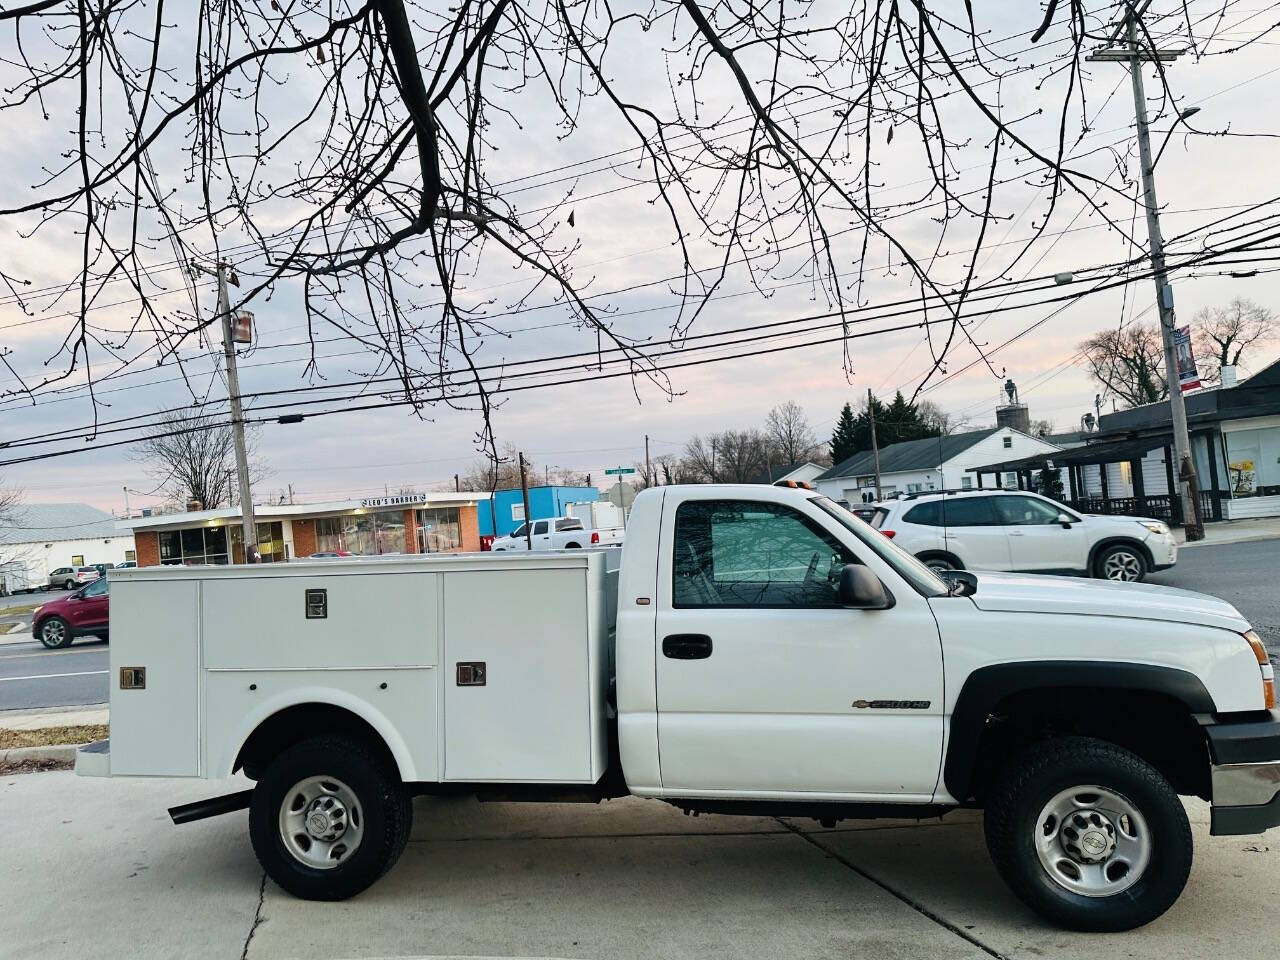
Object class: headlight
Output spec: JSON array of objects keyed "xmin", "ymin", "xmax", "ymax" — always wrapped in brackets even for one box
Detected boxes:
[
  {"xmin": 1244, "ymin": 630, "xmax": 1275, "ymax": 710},
  {"xmin": 1139, "ymin": 520, "xmax": 1170, "ymax": 536}
]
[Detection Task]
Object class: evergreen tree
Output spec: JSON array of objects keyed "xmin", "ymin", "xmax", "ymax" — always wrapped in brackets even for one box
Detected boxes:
[{"xmin": 830, "ymin": 403, "xmax": 859, "ymax": 464}]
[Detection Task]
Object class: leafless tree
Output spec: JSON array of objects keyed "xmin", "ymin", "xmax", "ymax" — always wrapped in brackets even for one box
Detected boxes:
[
  {"xmin": 1080, "ymin": 324, "xmax": 1167, "ymax": 409},
  {"xmin": 458, "ymin": 442, "xmax": 526, "ymax": 491},
  {"xmin": 917, "ymin": 400, "xmax": 967, "ymax": 437},
  {"xmin": 1029, "ymin": 418, "xmax": 1057, "ymax": 438},
  {"xmin": 133, "ymin": 410, "xmax": 268, "ymax": 509},
  {"xmin": 1192, "ymin": 298, "xmax": 1277, "ymax": 382},
  {"xmin": 0, "ymin": 0, "xmax": 1229, "ymax": 471},
  {"xmin": 682, "ymin": 429, "xmax": 769, "ymax": 482},
  {"xmin": 765, "ymin": 401, "xmax": 819, "ymax": 466},
  {"xmin": 0, "ymin": 483, "xmax": 26, "ymax": 567}
]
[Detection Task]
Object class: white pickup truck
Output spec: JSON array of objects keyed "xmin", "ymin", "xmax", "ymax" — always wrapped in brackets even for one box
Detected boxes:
[
  {"xmin": 489, "ymin": 515, "xmax": 624, "ymax": 551},
  {"xmin": 78, "ymin": 484, "xmax": 1280, "ymax": 932}
]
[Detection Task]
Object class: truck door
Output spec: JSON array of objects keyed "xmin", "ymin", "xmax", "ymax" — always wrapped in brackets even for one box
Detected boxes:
[
  {"xmin": 653, "ymin": 495, "xmax": 944, "ymax": 800},
  {"xmin": 530, "ymin": 519, "xmax": 552, "ymax": 550}
]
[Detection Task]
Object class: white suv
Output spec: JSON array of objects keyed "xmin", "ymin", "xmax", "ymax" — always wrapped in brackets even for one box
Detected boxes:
[{"xmin": 870, "ymin": 489, "xmax": 1177, "ymax": 581}]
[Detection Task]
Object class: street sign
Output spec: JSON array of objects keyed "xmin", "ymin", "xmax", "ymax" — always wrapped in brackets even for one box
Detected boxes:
[{"xmin": 604, "ymin": 467, "xmax": 636, "ymax": 476}]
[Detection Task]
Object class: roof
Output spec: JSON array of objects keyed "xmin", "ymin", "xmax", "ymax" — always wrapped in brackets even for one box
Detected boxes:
[
  {"xmin": 969, "ymin": 433, "xmax": 1172, "ymax": 473},
  {"xmin": 1096, "ymin": 355, "xmax": 1280, "ymax": 434},
  {"xmin": 1, "ymin": 502, "xmax": 127, "ymax": 544},
  {"xmin": 816, "ymin": 428, "xmax": 1000, "ymax": 481},
  {"xmin": 749, "ymin": 462, "xmax": 822, "ymax": 484},
  {"xmin": 118, "ymin": 491, "xmax": 491, "ymax": 532}
]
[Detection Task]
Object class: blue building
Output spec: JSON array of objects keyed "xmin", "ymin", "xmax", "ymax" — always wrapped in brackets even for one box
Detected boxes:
[{"xmin": 478, "ymin": 485, "xmax": 601, "ymax": 537}]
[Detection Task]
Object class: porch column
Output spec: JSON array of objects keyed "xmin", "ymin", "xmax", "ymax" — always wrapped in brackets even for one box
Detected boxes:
[
  {"xmin": 1130, "ymin": 457, "xmax": 1146, "ymax": 515},
  {"xmin": 1164, "ymin": 445, "xmax": 1182, "ymax": 524},
  {"xmin": 1067, "ymin": 463, "xmax": 1078, "ymax": 502},
  {"xmin": 1099, "ymin": 459, "xmax": 1111, "ymax": 513},
  {"xmin": 977, "ymin": 472, "xmax": 984, "ymax": 489},
  {"xmin": 1205, "ymin": 430, "xmax": 1222, "ymax": 521}
]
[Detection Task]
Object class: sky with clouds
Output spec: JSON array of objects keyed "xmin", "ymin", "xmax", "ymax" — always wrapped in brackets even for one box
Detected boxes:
[{"xmin": 1, "ymin": 0, "xmax": 1279, "ymax": 514}]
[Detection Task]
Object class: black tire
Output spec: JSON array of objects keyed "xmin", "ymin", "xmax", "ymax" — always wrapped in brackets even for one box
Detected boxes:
[
  {"xmin": 63, "ymin": 579, "xmax": 75, "ymax": 591},
  {"xmin": 249, "ymin": 734, "xmax": 412, "ymax": 901},
  {"xmin": 984, "ymin": 736, "xmax": 1192, "ymax": 932},
  {"xmin": 1093, "ymin": 543, "xmax": 1147, "ymax": 582},
  {"xmin": 918, "ymin": 552, "xmax": 961, "ymax": 573},
  {"xmin": 40, "ymin": 584, "xmax": 49, "ymax": 593},
  {"xmin": 37, "ymin": 616, "xmax": 73, "ymax": 649}
]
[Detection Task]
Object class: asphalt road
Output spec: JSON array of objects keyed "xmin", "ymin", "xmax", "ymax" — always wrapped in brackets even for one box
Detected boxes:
[
  {"xmin": 1149, "ymin": 538, "xmax": 1280, "ymax": 645},
  {"xmin": 0, "ymin": 640, "xmax": 108, "ymax": 711},
  {"xmin": 0, "ymin": 539, "xmax": 1275, "ymax": 715}
]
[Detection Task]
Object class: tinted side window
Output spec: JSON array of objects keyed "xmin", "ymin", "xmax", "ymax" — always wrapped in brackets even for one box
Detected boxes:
[
  {"xmin": 556, "ymin": 518, "xmax": 583, "ymax": 532},
  {"xmin": 673, "ymin": 500, "xmax": 855, "ymax": 608},
  {"xmin": 995, "ymin": 496, "xmax": 1063, "ymax": 526},
  {"xmin": 939, "ymin": 497, "xmax": 999, "ymax": 527},
  {"xmin": 510, "ymin": 523, "xmax": 528, "ymax": 538},
  {"xmin": 81, "ymin": 578, "xmax": 108, "ymax": 598},
  {"xmin": 904, "ymin": 502, "xmax": 942, "ymax": 526}
]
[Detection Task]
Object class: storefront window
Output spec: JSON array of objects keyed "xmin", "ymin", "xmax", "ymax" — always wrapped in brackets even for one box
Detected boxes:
[
  {"xmin": 229, "ymin": 522, "xmax": 285, "ymax": 562},
  {"xmin": 159, "ymin": 526, "xmax": 231, "ymax": 565},
  {"xmin": 315, "ymin": 511, "xmax": 405, "ymax": 556},
  {"xmin": 417, "ymin": 507, "xmax": 461, "ymax": 552},
  {"xmin": 1226, "ymin": 427, "xmax": 1280, "ymax": 496}
]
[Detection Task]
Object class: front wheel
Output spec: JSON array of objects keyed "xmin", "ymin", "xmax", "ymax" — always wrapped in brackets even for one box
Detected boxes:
[
  {"xmin": 249, "ymin": 734, "xmax": 412, "ymax": 901},
  {"xmin": 1094, "ymin": 543, "xmax": 1147, "ymax": 582},
  {"xmin": 984, "ymin": 736, "xmax": 1192, "ymax": 931},
  {"xmin": 38, "ymin": 616, "xmax": 73, "ymax": 649},
  {"xmin": 63, "ymin": 579, "xmax": 75, "ymax": 591}
]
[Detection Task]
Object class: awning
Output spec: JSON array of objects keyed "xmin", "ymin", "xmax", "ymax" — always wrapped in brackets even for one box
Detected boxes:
[{"xmin": 969, "ymin": 434, "xmax": 1173, "ymax": 474}]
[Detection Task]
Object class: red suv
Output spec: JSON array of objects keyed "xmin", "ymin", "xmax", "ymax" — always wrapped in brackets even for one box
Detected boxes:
[{"xmin": 33, "ymin": 576, "xmax": 109, "ymax": 649}]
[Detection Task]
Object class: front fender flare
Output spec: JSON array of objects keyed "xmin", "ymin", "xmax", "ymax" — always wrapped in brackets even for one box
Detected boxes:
[{"xmin": 944, "ymin": 660, "xmax": 1216, "ymax": 802}]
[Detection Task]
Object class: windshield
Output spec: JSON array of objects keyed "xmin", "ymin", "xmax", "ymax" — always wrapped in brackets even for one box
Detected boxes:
[{"xmin": 811, "ymin": 496, "xmax": 949, "ymax": 597}]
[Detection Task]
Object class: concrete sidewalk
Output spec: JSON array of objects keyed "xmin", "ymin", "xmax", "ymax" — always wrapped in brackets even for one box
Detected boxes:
[
  {"xmin": 0, "ymin": 703, "xmax": 108, "ymax": 730},
  {"xmin": 4, "ymin": 771, "xmax": 1280, "ymax": 960},
  {"xmin": 1176, "ymin": 516, "xmax": 1280, "ymax": 546}
]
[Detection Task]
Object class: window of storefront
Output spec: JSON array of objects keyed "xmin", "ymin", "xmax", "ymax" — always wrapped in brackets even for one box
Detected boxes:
[
  {"xmin": 159, "ymin": 525, "xmax": 230, "ymax": 565},
  {"xmin": 1226, "ymin": 427, "xmax": 1280, "ymax": 496},
  {"xmin": 314, "ymin": 511, "xmax": 406, "ymax": 556},
  {"xmin": 416, "ymin": 507, "xmax": 462, "ymax": 553}
]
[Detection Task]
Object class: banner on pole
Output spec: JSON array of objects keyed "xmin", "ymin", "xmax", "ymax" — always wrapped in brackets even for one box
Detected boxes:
[{"xmin": 1174, "ymin": 325, "xmax": 1201, "ymax": 392}]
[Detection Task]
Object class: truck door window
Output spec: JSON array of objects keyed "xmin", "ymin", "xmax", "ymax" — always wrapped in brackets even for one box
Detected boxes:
[
  {"xmin": 510, "ymin": 523, "xmax": 528, "ymax": 538},
  {"xmin": 672, "ymin": 500, "xmax": 854, "ymax": 608},
  {"xmin": 532, "ymin": 520, "xmax": 549, "ymax": 536}
]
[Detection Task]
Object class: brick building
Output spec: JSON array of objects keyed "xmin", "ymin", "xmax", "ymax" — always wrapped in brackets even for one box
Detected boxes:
[{"xmin": 118, "ymin": 492, "xmax": 488, "ymax": 566}]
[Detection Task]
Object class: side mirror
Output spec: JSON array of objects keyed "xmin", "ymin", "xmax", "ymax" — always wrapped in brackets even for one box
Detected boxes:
[
  {"xmin": 1056, "ymin": 513, "xmax": 1074, "ymax": 528},
  {"xmin": 838, "ymin": 564, "xmax": 895, "ymax": 610}
]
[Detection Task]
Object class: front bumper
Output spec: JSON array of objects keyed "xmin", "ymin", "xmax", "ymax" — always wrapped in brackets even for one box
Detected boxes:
[
  {"xmin": 1149, "ymin": 535, "xmax": 1177, "ymax": 572},
  {"xmin": 1206, "ymin": 712, "xmax": 1280, "ymax": 835}
]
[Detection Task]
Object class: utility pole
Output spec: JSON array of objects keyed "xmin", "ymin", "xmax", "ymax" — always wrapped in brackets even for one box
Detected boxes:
[
  {"xmin": 191, "ymin": 259, "xmax": 259, "ymax": 559},
  {"xmin": 123, "ymin": 486, "xmax": 131, "ymax": 519},
  {"xmin": 868, "ymin": 389, "xmax": 883, "ymax": 501},
  {"xmin": 644, "ymin": 435, "xmax": 652, "ymax": 487},
  {"xmin": 1088, "ymin": 6, "xmax": 1204, "ymax": 539},
  {"xmin": 518, "ymin": 452, "xmax": 533, "ymax": 550}
]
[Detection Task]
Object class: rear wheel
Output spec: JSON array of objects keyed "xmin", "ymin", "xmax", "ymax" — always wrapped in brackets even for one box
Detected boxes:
[
  {"xmin": 918, "ymin": 553, "xmax": 960, "ymax": 573},
  {"xmin": 1094, "ymin": 543, "xmax": 1147, "ymax": 582},
  {"xmin": 38, "ymin": 616, "xmax": 72, "ymax": 649},
  {"xmin": 249, "ymin": 734, "xmax": 412, "ymax": 901},
  {"xmin": 63, "ymin": 579, "xmax": 75, "ymax": 590},
  {"xmin": 984, "ymin": 736, "xmax": 1191, "ymax": 931}
]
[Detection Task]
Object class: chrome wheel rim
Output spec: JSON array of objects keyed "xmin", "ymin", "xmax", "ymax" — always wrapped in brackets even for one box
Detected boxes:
[
  {"xmin": 1102, "ymin": 551, "xmax": 1142, "ymax": 581},
  {"xmin": 42, "ymin": 620, "xmax": 65, "ymax": 644},
  {"xmin": 278, "ymin": 775, "xmax": 364, "ymax": 870},
  {"xmin": 1034, "ymin": 785, "xmax": 1150, "ymax": 897}
]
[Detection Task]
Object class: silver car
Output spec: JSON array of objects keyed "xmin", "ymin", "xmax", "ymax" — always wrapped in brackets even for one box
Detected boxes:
[{"xmin": 45, "ymin": 565, "xmax": 100, "ymax": 591}]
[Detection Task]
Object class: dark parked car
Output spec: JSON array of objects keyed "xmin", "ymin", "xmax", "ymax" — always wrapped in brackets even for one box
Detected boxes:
[{"xmin": 32, "ymin": 576, "xmax": 109, "ymax": 649}]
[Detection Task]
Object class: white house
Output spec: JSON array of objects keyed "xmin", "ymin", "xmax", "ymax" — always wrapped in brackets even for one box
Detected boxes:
[
  {"xmin": 814, "ymin": 427, "xmax": 1063, "ymax": 503},
  {"xmin": 0, "ymin": 503, "xmax": 137, "ymax": 586},
  {"xmin": 751, "ymin": 461, "xmax": 826, "ymax": 486}
]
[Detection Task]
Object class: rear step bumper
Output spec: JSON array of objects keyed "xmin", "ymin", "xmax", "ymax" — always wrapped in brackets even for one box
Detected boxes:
[{"xmin": 75, "ymin": 738, "xmax": 110, "ymax": 777}]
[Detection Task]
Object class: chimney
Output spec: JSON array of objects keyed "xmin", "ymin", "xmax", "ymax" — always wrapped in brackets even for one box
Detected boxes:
[{"xmin": 1221, "ymin": 365, "xmax": 1238, "ymax": 389}]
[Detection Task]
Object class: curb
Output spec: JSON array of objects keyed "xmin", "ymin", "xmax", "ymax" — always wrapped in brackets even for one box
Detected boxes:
[
  {"xmin": 1179, "ymin": 532, "xmax": 1280, "ymax": 549},
  {"xmin": 0, "ymin": 743, "xmax": 79, "ymax": 765}
]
